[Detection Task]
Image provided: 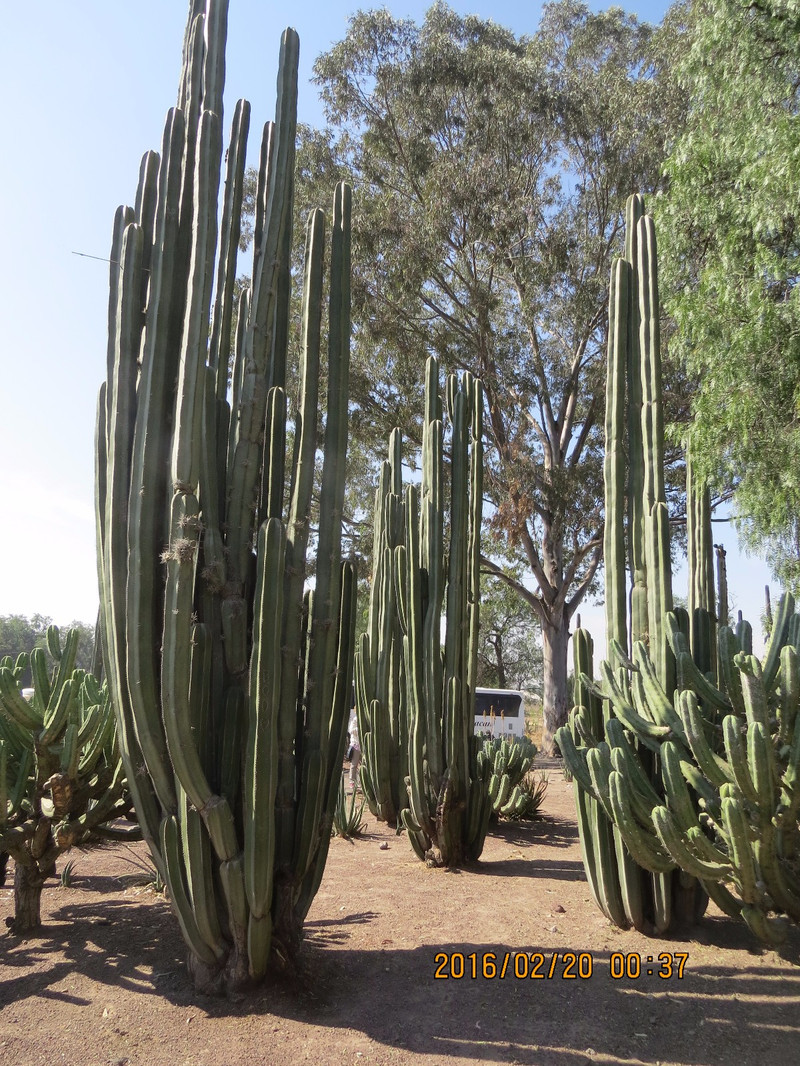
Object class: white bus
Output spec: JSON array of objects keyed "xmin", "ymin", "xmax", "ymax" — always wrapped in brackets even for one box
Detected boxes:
[{"xmin": 474, "ymin": 688, "xmax": 526, "ymax": 739}]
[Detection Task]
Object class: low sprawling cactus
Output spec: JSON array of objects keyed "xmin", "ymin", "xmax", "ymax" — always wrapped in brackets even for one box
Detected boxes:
[
  {"xmin": 0, "ymin": 627, "xmax": 134, "ymax": 931},
  {"xmin": 95, "ymin": 2, "xmax": 355, "ymax": 992},
  {"xmin": 561, "ymin": 595, "xmax": 800, "ymax": 944}
]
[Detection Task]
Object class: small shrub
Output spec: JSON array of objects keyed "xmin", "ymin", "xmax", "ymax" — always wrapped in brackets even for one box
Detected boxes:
[
  {"xmin": 332, "ymin": 775, "xmax": 367, "ymax": 839},
  {"xmin": 503, "ymin": 770, "xmax": 549, "ymax": 821}
]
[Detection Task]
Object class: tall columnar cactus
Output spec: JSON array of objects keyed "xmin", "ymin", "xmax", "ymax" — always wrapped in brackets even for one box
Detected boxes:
[
  {"xmin": 392, "ymin": 357, "xmax": 492, "ymax": 866},
  {"xmin": 353, "ymin": 429, "xmax": 407, "ymax": 825},
  {"xmin": 96, "ymin": 2, "xmax": 355, "ymax": 992},
  {"xmin": 559, "ymin": 196, "xmax": 707, "ymax": 933},
  {"xmin": 0, "ymin": 628, "xmax": 134, "ymax": 931}
]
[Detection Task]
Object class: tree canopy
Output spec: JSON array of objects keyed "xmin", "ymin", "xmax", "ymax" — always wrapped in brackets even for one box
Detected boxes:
[
  {"xmin": 659, "ymin": 0, "xmax": 800, "ymax": 589},
  {"xmin": 295, "ymin": 0, "xmax": 684, "ymax": 747}
]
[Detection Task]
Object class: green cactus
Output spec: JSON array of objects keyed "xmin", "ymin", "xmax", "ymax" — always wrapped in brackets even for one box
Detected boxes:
[
  {"xmin": 0, "ymin": 627, "xmax": 134, "ymax": 932},
  {"xmin": 480, "ymin": 736, "xmax": 538, "ymax": 818},
  {"xmin": 96, "ymin": 3, "xmax": 355, "ymax": 992},
  {"xmin": 354, "ymin": 429, "xmax": 407, "ymax": 825},
  {"xmin": 560, "ymin": 202, "xmax": 800, "ymax": 943},
  {"xmin": 558, "ymin": 196, "xmax": 708, "ymax": 934},
  {"xmin": 565, "ymin": 597, "xmax": 800, "ymax": 944},
  {"xmin": 389, "ymin": 357, "xmax": 492, "ymax": 866}
]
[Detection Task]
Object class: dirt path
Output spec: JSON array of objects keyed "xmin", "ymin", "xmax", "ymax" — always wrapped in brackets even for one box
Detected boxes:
[{"xmin": 2, "ymin": 767, "xmax": 799, "ymax": 1066}]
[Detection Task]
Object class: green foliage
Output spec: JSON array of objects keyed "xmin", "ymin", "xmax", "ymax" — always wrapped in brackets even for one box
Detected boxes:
[
  {"xmin": 0, "ymin": 626, "xmax": 134, "ymax": 931},
  {"xmin": 95, "ymin": 4, "xmax": 355, "ymax": 993},
  {"xmin": 659, "ymin": 0, "xmax": 800, "ymax": 589},
  {"xmin": 475, "ymin": 575, "xmax": 543, "ymax": 693},
  {"xmin": 295, "ymin": 0, "xmax": 687, "ymax": 750},
  {"xmin": 502, "ymin": 770, "xmax": 549, "ymax": 822}
]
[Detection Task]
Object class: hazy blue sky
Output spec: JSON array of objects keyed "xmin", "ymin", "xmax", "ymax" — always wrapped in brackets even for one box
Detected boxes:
[{"xmin": 0, "ymin": 1, "xmax": 776, "ymax": 657}]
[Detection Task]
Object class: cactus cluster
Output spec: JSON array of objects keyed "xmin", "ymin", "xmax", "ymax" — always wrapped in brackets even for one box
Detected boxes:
[
  {"xmin": 354, "ymin": 428, "xmax": 407, "ymax": 825},
  {"xmin": 96, "ymin": 1, "xmax": 354, "ymax": 992},
  {"xmin": 355, "ymin": 356, "xmax": 492, "ymax": 865},
  {"xmin": 559, "ymin": 192, "xmax": 800, "ymax": 944},
  {"xmin": 564, "ymin": 597, "xmax": 800, "ymax": 944},
  {"xmin": 399, "ymin": 359, "xmax": 491, "ymax": 865},
  {"xmin": 0, "ymin": 627, "xmax": 133, "ymax": 931},
  {"xmin": 557, "ymin": 196, "xmax": 705, "ymax": 932},
  {"xmin": 481, "ymin": 736, "xmax": 538, "ymax": 818}
]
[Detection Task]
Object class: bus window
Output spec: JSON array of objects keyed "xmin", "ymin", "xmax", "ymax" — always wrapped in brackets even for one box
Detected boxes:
[{"xmin": 474, "ymin": 688, "xmax": 525, "ymax": 738}]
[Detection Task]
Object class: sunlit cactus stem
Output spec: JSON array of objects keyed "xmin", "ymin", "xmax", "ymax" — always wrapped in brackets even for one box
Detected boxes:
[
  {"xmin": 96, "ymin": 1, "xmax": 355, "ymax": 993},
  {"xmin": 396, "ymin": 358, "xmax": 492, "ymax": 867}
]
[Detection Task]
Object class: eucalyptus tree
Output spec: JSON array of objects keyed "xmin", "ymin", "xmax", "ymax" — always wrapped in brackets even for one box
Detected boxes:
[
  {"xmin": 294, "ymin": 1, "xmax": 681, "ymax": 749},
  {"xmin": 659, "ymin": 0, "xmax": 800, "ymax": 592}
]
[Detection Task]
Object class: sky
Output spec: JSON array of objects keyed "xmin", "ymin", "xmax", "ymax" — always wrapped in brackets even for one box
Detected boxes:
[{"xmin": 0, "ymin": 0, "xmax": 778, "ymax": 658}]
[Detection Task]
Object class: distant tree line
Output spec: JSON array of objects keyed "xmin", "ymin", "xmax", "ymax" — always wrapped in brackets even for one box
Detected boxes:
[{"xmin": 0, "ymin": 614, "xmax": 96, "ymax": 686}]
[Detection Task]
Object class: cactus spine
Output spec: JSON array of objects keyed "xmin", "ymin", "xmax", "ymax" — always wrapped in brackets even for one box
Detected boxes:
[{"xmin": 96, "ymin": 2, "xmax": 355, "ymax": 992}]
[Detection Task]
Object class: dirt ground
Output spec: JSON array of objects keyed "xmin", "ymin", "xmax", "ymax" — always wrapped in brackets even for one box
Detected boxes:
[{"xmin": 2, "ymin": 763, "xmax": 799, "ymax": 1066}]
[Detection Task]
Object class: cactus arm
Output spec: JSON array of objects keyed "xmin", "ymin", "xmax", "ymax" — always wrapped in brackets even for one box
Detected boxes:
[
  {"xmin": 740, "ymin": 905, "xmax": 789, "ymax": 945},
  {"xmin": 652, "ymin": 806, "xmax": 732, "ymax": 881},
  {"xmin": 676, "ymin": 651, "xmax": 730, "ymax": 714},
  {"xmin": 124, "ymin": 106, "xmax": 186, "ymax": 814},
  {"xmin": 244, "ymin": 519, "xmax": 284, "ymax": 922},
  {"xmin": 721, "ymin": 796, "xmax": 760, "ymax": 904},
  {"xmin": 722, "ymin": 715, "xmax": 759, "ymax": 806},
  {"xmin": 763, "ymin": 592, "xmax": 795, "ymax": 693},
  {"xmin": 161, "ymin": 814, "xmax": 221, "ymax": 967},
  {"xmin": 676, "ymin": 690, "xmax": 731, "ymax": 788},
  {"xmin": 225, "ymin": 33, "xmax": 298, "ymax": 588},
  {"xmin": 585, "ymin": 763, "xmax": 629, "ymax": 927},
  {"xmin": 181, "ymin": 799, "xmax": 225, "ymax": 959},
  {"xmin": 608, "ymin": 772, "xmax": 676, "ymax": 874},
  {"xmin": 0, "ymin": 670, "xmax": 43, "ymax": 733},
  {"xmin": 604, "ymin": 258, "xmax": 630, "ymax": 652},
  {"xmin": 777, "ymin": 645, "xmax": 799, "ymax": 746},
  {"xmin": 161, "ymin": 492, "xmax": 213, "ymax": 813},
  {"xmin": 210, "ymin": 97, "xmax": 249, "ymax": 404}
]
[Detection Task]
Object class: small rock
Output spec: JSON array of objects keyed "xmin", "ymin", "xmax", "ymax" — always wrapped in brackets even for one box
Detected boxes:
[
  {"xmin": 554, "ymin": 904, "xmax": 566, "ymax": 913},
  {"xmin": 379, "ymin": 842, "xmax": 389, "ymax": 850}
]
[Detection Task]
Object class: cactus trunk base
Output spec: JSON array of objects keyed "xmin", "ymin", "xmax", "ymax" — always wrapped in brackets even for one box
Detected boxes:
[
  {"xmin": 9, "ymin": 859, "xmax": 54, "ymax": 934},
  {"xmin": 270, "ymin": 876, "xmax": 305, "ymax": 970},
  {"xmin": 186, "ymin": 943, "xmax": 248, "ymax": 997}
]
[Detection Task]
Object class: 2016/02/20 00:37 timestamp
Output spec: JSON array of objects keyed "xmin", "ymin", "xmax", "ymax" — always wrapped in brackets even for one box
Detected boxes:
[{"xmin": 433, "ymin": 951, "xmax": 689, "ymax": 980}]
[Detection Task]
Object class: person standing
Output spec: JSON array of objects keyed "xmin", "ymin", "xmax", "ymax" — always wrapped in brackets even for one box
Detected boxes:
[{"xmin": 347, "ymin": 707, "xmax": 361, "ymax": 793}]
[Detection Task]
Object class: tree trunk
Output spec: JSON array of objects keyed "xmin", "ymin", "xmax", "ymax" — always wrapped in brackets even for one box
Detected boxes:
[
  {"xmin": 10, "ymin": 859, "xmax": 50, "ymax": 934},
  {"xmin": 493, "ymin": 635, "xmax": 506, "ymax": 689},
  {"xmin": 540, "ymin": 613, "xmax": 570, "ymax": 755}
]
